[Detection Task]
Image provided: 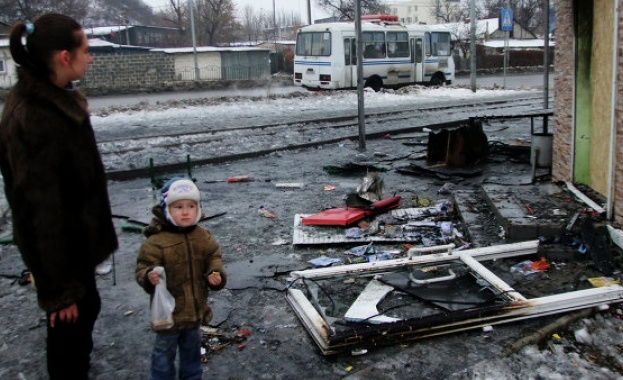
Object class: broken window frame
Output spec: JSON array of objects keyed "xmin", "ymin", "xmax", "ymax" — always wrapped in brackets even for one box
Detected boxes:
[{"xmin": 286, "ymin": 240, "xmax": 623, "ymax": 355}]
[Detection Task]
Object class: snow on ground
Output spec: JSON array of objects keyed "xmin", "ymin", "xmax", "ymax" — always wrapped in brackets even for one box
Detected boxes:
[
  {"xmin": 90, "ymin": 86, "xmax": 540, "ymax": 173},
  {"xmin": 90, "ymin": 86, "xmax": 533, "ymax": 127}
]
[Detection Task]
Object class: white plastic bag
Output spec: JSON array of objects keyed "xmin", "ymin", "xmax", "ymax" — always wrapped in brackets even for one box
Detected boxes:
[{"xmin": 151, "ymin": 266, "xmax": 175, "ymax": 331}]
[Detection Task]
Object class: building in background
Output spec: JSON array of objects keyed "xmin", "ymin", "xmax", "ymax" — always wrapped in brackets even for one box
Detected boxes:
[
  {"xmin": 384, "ymin": 0, "xmax": 460, "ymax": 25},
  {"xmin": 85, "ymin": 25, "xmax": 181, "ymax": 48}
]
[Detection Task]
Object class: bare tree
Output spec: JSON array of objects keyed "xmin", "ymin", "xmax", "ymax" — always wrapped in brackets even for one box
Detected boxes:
[
  {"xmin": 429, "ymin": 0, "xmax": 463, "ymax": 23},
  {"xmin": 194, "ymin": 0, "xmax": 238, "ymax": 46},
  {"xmin": 0, "ymin": 0, "xmax": 90, "ymax": 26},
  {"xmin": 239, "ymin": 5, "xmax": 259, "ymax": 43},
  {"xmin": 315, "ymin": 0, "xmax": 389, "ymax": 21}
]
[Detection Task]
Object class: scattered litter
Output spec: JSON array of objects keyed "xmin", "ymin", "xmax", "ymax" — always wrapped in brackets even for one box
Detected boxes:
[
  {"xmin": 351, "ymin": 348, "xmax": 368, "ymax": 356},
  {"xmin": 412, "ymin": 196, "xmax": 432, "ymax": 207},
  {"xmin": 346, "ymin": 243, "xmax": 375, "ymax": 256},
  {"xmin": 308, "ymin": 255, "xmax": 342, "ymax": 267},
  {"xmin": 438, "ymin": 182, "xmax": 455, "ymax": 194},
  {"xmin": 121, "ymin": 223, "xmax": 144, "ymax": 233},
  {"xmin": 95, "ymin": 262, "xmax": 112, "ymax": 275},
  {"xmin": 258, "ymin": 205, "xmax": 276, "ymax": 218},
  {"xmin": 440, "ymin": 221, "xmax": 453, "ymax": 236},
  {"xmin": 510, "ymin": 260, "xmax": 542, "ymax": 275},
  {"xmin": 357, "ymin": 172, "xmax": 384, "ymax": 201},
  {"xmin": 271, "ymin": 238, "xmax": 289, "ymax": 246},
  {"xmin": 323, "ymin": 185, "xmax": 336, "ymax": 191},
  {"xmin": 323, "ymin": 162, "xmax": 388, "ymax": 174},
  {"xmin": 345, "ymin": 227, "xmax": 361, "ymax": 238},
  {"xmin": 588, "ymin": 277, "xmax": 621, "ymax": 287},
  {"xmin": 275, "ymin": 183, "xmax": 304, "ymax": 189},
  {"xmin": 574, "ymin": 327, "xmax": 593, "ymax": 345},
  {"xmin": 227, "ymin": 175, "xmax": 253, "ymax": 183},
  {"xmin": 124, "ymin": 310, "xmax": 134, "ymax": 316},
  {"xmin": 530, "ymin": 257, "xmax": 550, "ymax": 271}
]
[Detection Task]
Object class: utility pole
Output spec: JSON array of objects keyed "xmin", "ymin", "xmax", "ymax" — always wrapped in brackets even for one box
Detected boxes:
[
  {"xmin": 503, "ymin": 0, "xmax": 510, "ymax": 89},
  {"xmin": 307, "ymin": 0, "xmax": 312, "ymax": 24},
  {"xmin": 543, "ymin": 0, "xmax": 550, "ymax": 112},
  {"xmin": 189, "ymin": 0, "xmax": 200, "ymax": 81},
  {"xmin": 469, "ymin": 0, "xmax": 476, "ymax": 92},
  {"xmin": 273, "ymin": 0, "xmax": 278, "ymax": 52},
  {"xmin": 355, "ymin": 0, "xmax": 365, "ymax": 150}
]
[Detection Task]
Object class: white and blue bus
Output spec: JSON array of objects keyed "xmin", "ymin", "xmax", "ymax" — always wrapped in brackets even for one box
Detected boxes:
[{"xmin": 293, "ymin": 16, "xmax": 454, "ymax": 91}]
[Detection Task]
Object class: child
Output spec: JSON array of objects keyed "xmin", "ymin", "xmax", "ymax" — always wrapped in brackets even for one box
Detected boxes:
[{"xmin": 136, "ymin": 178, "xmax": 226, "ymax": 380}]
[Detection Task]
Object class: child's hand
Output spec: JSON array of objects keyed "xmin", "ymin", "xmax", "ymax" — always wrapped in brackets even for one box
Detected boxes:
[
  {"xmin": 207, "ymin": 271, "xmax": 221, "ymax": 286},
  {"xmin": 148, "ymin": 270, "xmax": 160, "ymax": 285}
]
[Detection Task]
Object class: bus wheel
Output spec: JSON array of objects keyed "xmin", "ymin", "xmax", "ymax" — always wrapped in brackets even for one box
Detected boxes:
[
  {"xmin": 430, "ymin": 73, "xmax": 445, "ymax": 87},
  {"xmin": 364, "ymin": 76, "xmax": 383, "ymax": 92}
]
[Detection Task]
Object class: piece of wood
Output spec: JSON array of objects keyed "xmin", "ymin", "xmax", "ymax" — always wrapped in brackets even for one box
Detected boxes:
[{"xmin": 502, "ymin": 308, "xmax": 593, "ymax": 356}]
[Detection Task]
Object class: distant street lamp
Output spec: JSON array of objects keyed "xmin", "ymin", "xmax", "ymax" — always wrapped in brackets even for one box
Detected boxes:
[
  {"xmin": 188, "ymin": 0, "xmax": 200, "ymax": 81},
  {"xmin": 273, "ymin": 0, "xmax": 277, "ymax": 51}
]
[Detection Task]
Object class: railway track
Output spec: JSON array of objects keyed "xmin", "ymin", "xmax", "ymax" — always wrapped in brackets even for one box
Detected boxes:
[{"xmin": 100, "ymin": 92, "xmax": 552, "ymax": 181}]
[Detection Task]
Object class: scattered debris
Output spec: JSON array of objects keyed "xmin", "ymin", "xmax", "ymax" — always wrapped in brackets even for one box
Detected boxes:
[
  {"xmin": 275, "ymin": 183, "xmax": 304, "ymax": 189},
  {"xmin": 323, "ymin": 162, "xmax": 388, "ymax": 174},
  {"xmin": 258, "ymin": 205, "xmax": 276, "ymax": 218},
  {"xmin": 227, "ymin": 176, "xmax": 253, "ymax": 183}
]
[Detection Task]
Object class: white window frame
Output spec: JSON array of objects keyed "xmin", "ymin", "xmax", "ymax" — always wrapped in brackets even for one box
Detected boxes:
[{"xmin": 286, "ymin": 240, "xmax": 623, "ymax": 355}]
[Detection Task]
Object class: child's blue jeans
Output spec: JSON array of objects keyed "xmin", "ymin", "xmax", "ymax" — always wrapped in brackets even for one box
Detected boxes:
[{"xmin": 150, "ymin": 326, "xmax": 202, "ymax": 380}]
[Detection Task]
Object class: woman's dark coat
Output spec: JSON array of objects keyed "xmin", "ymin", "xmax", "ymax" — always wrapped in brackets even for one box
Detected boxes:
[{"xmin": 0, "ymin": 70, "xmax": 118, "ymax": 313}]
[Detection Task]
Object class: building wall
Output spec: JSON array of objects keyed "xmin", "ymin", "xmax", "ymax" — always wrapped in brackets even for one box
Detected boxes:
[
  {"xmin": 386, "ymin": 0, "xmax": 444, "ymax": 25},
  {"xmin": 554, "ymin": 0, "xmax": 623, "ymax": 225},
  {"xmin": 172, "ymin": 53, "xmax": 221, "ymax": 81},
  {"xmin": 81, "ymin": 51, "xmax": 176, "ymax": 90},
  {"xmin": 590, "ymin": 1, "xmax": 615, "ymax": 195},
  {"xmin": 0, "ymin": 47, "xmax": 16, "ymax": 89},
  {"xmin": 552, "ymin": 0, "xmax": 575, "ymax": 183}
]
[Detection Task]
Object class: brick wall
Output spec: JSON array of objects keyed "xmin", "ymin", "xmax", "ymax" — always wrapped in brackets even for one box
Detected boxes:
[
  {"xmin": 80, "ymin": 51, "xmax": 175, "ymax": 91},
  {"xmin": 552, "ymin": 0, "xmax": 574, "ymax": 183}
]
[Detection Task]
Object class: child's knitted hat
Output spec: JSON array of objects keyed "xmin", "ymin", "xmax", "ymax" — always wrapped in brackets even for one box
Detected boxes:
[{"xmin": 160, "ymin": 178, "xmax": 202, "ymax": 225}]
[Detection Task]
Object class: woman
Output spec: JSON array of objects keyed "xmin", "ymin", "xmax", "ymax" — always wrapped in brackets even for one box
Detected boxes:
[{"xmin": 0, "ymin": 13, "xmax": 118, "ymax": 379}]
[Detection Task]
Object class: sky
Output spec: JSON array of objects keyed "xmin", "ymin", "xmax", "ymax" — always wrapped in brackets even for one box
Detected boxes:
[{"xmin": 142, "ymin": 0, "xmax": 330, "ymax": 22}]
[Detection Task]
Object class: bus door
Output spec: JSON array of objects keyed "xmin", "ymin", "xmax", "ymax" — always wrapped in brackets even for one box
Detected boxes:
[
  {"xmin": 344, "ymin": 38, "xmax": 357, "ymax": 88},
  {"xmin": 410, "ymin": 37, "xmax": 423, "ymax": 82}
]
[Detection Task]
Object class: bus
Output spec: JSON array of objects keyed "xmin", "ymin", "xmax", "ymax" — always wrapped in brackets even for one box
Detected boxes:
[{"xmin": 293, "ymin": 16, "xmax": 454, "ymax": 91}]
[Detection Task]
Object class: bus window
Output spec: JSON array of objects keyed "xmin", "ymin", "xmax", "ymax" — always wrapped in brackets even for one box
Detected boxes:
[
  {"xmin": 343, "ymin": 38, "xmax": 357, "ymax": 65},
  {"xmin": 424, "ymin": 33, "xmax": 432, "ymax": 56},
  {"xmin": 363, "ymin": 31, "xmax": 385, "ymax": 58},
  {"xmin": 387, "ymin": 32, "xmax": 409, "ymax": 58},
  {"xmin": 431, "ymin": 32, "xmax": 451, "ymax": 56},
  {"xmin": 296, "ymin": 32, "xmax": 331, "ymax": 56},
  {"xmin": 415, "ymin": 38, "xmax": 422, "ymax": 63}
]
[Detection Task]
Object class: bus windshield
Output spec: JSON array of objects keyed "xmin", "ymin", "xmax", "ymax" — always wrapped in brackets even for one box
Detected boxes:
[
  {"xmin": 296, "ymin": 32, "xmax": 331, "ymax": 56},
  {"xmin": 431, "ymin": 32, "xmax": 451, "ymax": 56}
]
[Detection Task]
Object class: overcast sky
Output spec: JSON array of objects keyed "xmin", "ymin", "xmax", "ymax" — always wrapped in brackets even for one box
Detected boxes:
[{"xmin": 141, "ymin": 0, "xmax": 330, "ymax": 22}]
